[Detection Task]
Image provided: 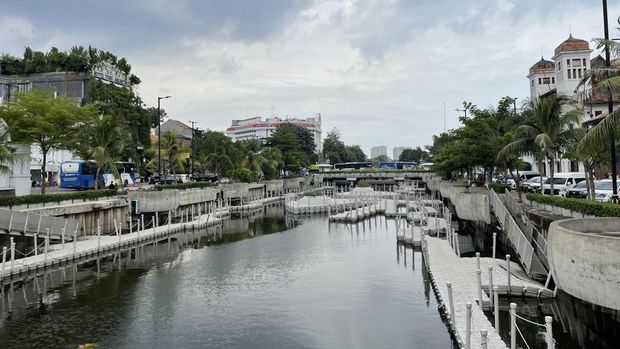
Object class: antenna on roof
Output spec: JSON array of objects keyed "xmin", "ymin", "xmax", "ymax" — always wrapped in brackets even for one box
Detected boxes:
[{"xmin": 569, "ymin": 24, "xmax": 572, "ymax": 36}]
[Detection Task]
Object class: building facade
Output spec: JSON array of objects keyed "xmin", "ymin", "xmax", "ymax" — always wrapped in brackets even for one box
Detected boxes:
[
  {"xmin": 393, "ymin": 147, "xmax": 410, "ymax": 161},
  {"xmin": 525, "ymin": 35, "xmax": 618, "ymax": 175},
  {"xmin": 226, "ymin": 114, "xmax": 322, "ymax": 153},
  {"xmin": 156, "ymin": 119, "xmax": 194, "ymax": 147},
  {"xmin": 370, "ymin": 146, "xmax": 387, "ymax": 159},
  {"xmin": 0, "ymin": 71, "xmax": 92, "ymax": 105}
]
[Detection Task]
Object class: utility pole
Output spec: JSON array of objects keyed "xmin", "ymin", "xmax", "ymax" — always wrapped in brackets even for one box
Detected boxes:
[
  {"xmin": 603, "ymin": 0, "xmax": 618, "ymax": 203},
  {"xmin": 513, "ymin": 97, "xmax": 518, "ymax": 116},
  {"xmin": 157, "ymin": 95, "xmax": 171, "ymax": 179},
  {"xmin": 189, "ymin": 120, "xmax": 197, "ymax": 175}
]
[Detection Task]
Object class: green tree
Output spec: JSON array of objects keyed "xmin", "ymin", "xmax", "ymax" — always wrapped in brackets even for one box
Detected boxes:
[
  {"xmin": 269, "ymin": 125, "xmax": 309, "ymax": 172},
  {"xmin": 0, "ymin": 89, "xmax": 96, "ymax": 194},
  {"xmin": 322, "ymin": 128, "xmax": 347, "ymax": 164},
  {"xmin": 0, "ymin": 123, "xmax": 28, "ymax": 175},
  {"xmin": 75, "ymin": 115, "xmax": 130, "ymax": 189},
  {"xmin": 499, "ymin": 96, "xmax": 582, "ymax": 194},
  {"xmin": 399, "ymin": 147, "xmax": 429, "ymax": 163}
]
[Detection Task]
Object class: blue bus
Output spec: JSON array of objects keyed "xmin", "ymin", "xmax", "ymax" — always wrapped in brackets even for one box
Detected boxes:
[
  {"xmin": 60, "ymin": 160, "xmax": 101, "ymax": 189},
  {"xmin": 116, "ymin": 161, "xmax": 139, "ymax": 183}
]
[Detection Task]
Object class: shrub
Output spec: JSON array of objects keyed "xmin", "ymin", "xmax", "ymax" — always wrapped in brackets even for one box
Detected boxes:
[
  {"xmin": 155, "ymin": 182, "xmax": 213, "ymax": 191},
  {"xmin": 228, "ymin": 168, "xmax": 256, "ymax": 183},
  {"xmin": 0, "ymin": 189, "xmax": 119, "ymax": 208},
  {"xmin": 526, "ymin": 193, "xmax": 620, "ymax": 218},
  {"xmin": 489, "ymin": 183, "xmax": 510, "ymax": 193}
]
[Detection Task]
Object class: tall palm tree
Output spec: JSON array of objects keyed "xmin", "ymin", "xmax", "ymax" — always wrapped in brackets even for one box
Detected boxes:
[
  {"xmin": 205, "ymin": 153, "xmax": 232, "ymax": 176},
  {"xmin": 498, "ymin": 96, "xmax": 583, "ymax": 194},
  {"xmin": 77, "ymin": 115, "xmax": 128, "ymax": 189},
  {"xmin": 161, "ymin": 131, "xmax": 185, "ymax": 180},
  {"xmin": 0, "ymin": 121, "xmax": 28, "ymax": 175}
]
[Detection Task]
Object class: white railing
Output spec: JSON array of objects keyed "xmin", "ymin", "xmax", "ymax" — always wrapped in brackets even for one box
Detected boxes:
[
  {"xmin": 489, "ymin": 190, "xmax": 534, "ymax": 275},
  {"xmin": 503, "ymin": 190, "xmax": 549, "ymax": 267}
]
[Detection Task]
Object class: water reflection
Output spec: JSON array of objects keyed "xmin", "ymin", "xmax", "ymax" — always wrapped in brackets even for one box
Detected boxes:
[{"xmin": 0, "ymin": 205, "xmax": 452, "ymax": 348}]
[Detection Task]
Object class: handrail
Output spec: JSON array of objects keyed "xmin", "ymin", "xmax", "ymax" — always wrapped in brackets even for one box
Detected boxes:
[
  {"xmin": 488, "ymin": 190, "xmax": 534, "ymax": 275},
  {"xmin": 503, "ymin": 190, "xmax": 549, "ymax": 266}
]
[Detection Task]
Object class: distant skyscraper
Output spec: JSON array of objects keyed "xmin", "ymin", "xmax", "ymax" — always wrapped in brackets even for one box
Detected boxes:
[
  {"xmin": 393, "ymin": 146, "xmax": 410, "ymax": 161},
  {"xmin": 370, "ymin": 145, "xmax": 387, "ymax": 159}
]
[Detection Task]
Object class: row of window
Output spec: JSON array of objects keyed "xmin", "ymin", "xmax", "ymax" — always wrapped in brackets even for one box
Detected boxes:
[
  {"xmin": 531, "ymin": 76, "xmax": 556, "ymax": 86},
  {"xmin": 567, "ymin": 68, "xmax": 585, "ymax": 80},
  {"xmin": 557, "ymin": 58, "xmax": 587, "ymax": 70}
]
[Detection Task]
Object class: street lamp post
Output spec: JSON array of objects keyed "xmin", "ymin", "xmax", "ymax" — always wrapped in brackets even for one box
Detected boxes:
[
  {"xmin": 157, "ymin": 96, "xmax": 171, "ymax": 178},
  {"xmin": 189, "ymin": 120, "xmax": 197, "ymax": 175},
  {"xmin": 602, "ymin": 0, "xmax": 618, "ymax": 203}
]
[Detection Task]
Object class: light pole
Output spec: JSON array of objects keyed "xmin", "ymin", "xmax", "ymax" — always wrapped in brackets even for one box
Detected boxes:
[
  {"xmin": 602, "ymin": 0, "xmax": 618, "ymax": 203},
  {"xmin": 189, "ymin": 120, "xmax": 197, "ymax": 175},
  {"xmin": 157, "ymin": 95, "xmax": 171, "ymax": 178},
  {"xmin": 513, "ymin": 97, "xmax": 518, "ymax": 116}
]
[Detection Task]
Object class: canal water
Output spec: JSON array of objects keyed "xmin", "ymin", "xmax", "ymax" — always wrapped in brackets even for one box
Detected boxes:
[{"xmin": 0, "ymin": 205, "xmax": 453, "ymax": 348}]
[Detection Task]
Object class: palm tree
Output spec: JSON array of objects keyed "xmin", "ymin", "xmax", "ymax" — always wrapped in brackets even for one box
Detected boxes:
[
  {"xmin": 205, "ymin": 153, "xmax": 233, "ymax": 176},
  {"xmin": 498, "ymin": 96, "xmax": 583, "ymax": 194},
  {"xmin": 0, "ymin": 121, "xmax": 28, "ymax": 175},
  {"xmin": 77, "ymin": 115, "xmax": 128, "ymax": 189},
  {"xmin": 160, "ymin": 131, "xmax": 186, "ymax": 181}
]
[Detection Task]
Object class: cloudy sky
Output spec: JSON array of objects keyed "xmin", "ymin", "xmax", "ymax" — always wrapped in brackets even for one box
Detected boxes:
[{"xmin": 2, "ymin": 0, "xmax": 619, "ymax": 156}]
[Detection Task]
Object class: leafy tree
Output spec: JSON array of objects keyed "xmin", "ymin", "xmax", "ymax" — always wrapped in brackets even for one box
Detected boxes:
[
  {"xmin": 0, "ymin": 89, "xmax": 96, "ymax": 194},
  {"xmin": 323, "ymin": 128, "xmax": 347, "ymax": 163},
  {"xmin": 75, "ymin": 115, "xmax": 129, "ymax": 189},
  {"xmin": 500, "ymin": 96, "xmax": 582, "ymax": 194},
  {"xmin": 260, "ymin": 147, "xmax": 284, "ymax": 180},
  {"xmin": 344, "ymin": 145, "xmax": 367, "ymax": 162},
  {"xmin": 0, "ymin": 123, "xmax": 28, "ymax": 175},
  {"xmin": 194, "ymin": 131, "xmax": 240, "ymax": 176},
  {"xmin": 269, "ymin": 125, "xmax": 310, "ymax": 172},
  {"xmin": 399, "ymin": 147, "xmax": 429, "ymax": 163},
  {"xmin": 229, "ymin": 168, "xmax": 256, "ymax": 183}
]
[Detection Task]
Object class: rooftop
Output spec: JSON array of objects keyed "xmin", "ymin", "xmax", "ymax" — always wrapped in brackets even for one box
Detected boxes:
[{"xmin": 554, "ymin": 35, "xmax": 590, "ymax": 55}]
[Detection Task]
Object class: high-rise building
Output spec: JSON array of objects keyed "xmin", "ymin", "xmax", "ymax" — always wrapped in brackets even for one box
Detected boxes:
[
  {"xmin": 226, "ymin": 114, "xmax": 322, "ymax": 152},
  {"xmin": 370, "ymin": 145, "xmax": 387, "ymax": 159},
  {"xmin": 393, "ymin": 146, "xmax": 410, "ymax": 161}
]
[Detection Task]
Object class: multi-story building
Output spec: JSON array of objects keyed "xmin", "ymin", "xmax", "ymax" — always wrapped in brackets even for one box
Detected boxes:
[
  {"xmin": 370, "ymin": 146, "xmax": 387, "ymax": 159},
  {"xmin": 526, "ymin": 35, "xmax": 620, "ymax": 175},
  {"xmin": 393, "ymin": 147, "xmax": 410, "ymax": 162},
  {"xmin": 226, "ymin": 114, "xmax": 322, "ymax": 153}
]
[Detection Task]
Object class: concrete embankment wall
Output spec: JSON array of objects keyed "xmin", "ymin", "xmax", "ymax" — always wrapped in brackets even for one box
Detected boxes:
[
  {"xmin": 21, "ymin": 199, "xmax": 129, "ymax": 236},
  {"xmin": 548, "ymin": 218, "xmax": 620, "ymax": 310},
  {"xmin": 439, "ymin": 182, "xmax": 490, "ymax": 224}
]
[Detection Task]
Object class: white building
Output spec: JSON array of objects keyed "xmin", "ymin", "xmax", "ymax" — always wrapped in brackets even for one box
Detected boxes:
[
  {"xmin": 226, "ymin": 114, "xmax": 322, "ymax": 153},
  {"xmin": 0, "ymin": 120, "xmax": 31, "ymax": 196},
  {"xmin": 370, "ymin": 145, "xmax": 387, "ymax": 159},
  {"xmin": 525, "ymin": 35, "xmax": 612, "ymax": 175},
  {"xmin": 393, "ymin": 146, "xmax": 410, "ymax": 161}
]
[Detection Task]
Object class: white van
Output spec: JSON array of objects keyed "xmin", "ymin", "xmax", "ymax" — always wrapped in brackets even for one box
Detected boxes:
[{"xmin": 542, "ymin": 172, "xmax": 586, "ymax": 195}]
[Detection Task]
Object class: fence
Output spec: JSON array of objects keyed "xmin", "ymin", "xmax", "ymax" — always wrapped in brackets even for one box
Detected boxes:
[
  {"xmin": 488, "ymin": 190, "xmax": 534, "ymax": 275},
  {"xmin": 0, "ymin": 209, "xmax": 79, "ymax": 238}
]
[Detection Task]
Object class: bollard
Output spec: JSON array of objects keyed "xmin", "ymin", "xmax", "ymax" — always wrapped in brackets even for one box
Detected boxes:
[
  {"xmin": 545, "ymin": 316, "xmax": 554, "ymax": 349},
  {"xmin": 476, "ymin": 252, "xmax": 481, "ymax": 270},
  {"xmin": 506, "ymin": 254, "xmax": 512, "ymax": 295},
  {"xmin": 476, "ymin": 269, "xmax": 483, "ymax": 308},
  {"xmin": 465, "ymin": 302, "xmax": 472, "ymax": 349},
  {"xmin": 492, "ymin": 233, "xmax": 497, "ymax": 259},
  {"xmin": 44, "ymin": 228, "xmax": 50, "ymax": 265},
  {"xmin": 488, "ymin": 266, "xmax": 494, "ymax": 309},
  {"xmin": 480, "ymin": 329, "xmax": 488, "ymax": 349},
  {"xmin": 455, "ymin": 233, "xmax": 460, "ymax": 257},
  {"xmin": 97, "ymin": 224, "xmax": 101, "ymax": 251},
  {"xmin": 447, "ymin": 282, "xmax": 455, "ymax": 327},
  {"xmin": 10, "ymin": 238, "xmax": 15, "ymax": 270},
  {"xmin": 1, "ymin": 246, "xmax": 6, "ymax": 277},
  {"xmin": 141, "ymin": 215, "xmax": 145, "ymax": 233},
  {"xmin": 61, "ymin": 228, "xmax": 66, "ymax": 248},
  {"xmin": 73, "ymin": 231, "xmax": 77, "ymax": 257},
  {"xmin": 34, "ymin": 233, "xmax": 38, "ymax": 256},
  {"xmin": 494, "ymin": 285, "xmax": 500, "ymax": 329},
  {"xmin": 510, "ymin": 303, "xmax": 517, "ymax": 349}
]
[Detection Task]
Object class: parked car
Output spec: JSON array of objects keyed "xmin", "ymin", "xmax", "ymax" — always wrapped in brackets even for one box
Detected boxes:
[
  {"xmin": 192, "ymin": 172, "xmax": 219, "ymax": 182},
  {"xmin": 520, "ymin": 176, "xmax": 542, "ymax": 192},
  {"xmin": 595, "ymin": 179, "xmax": 616, "ymax": 202},
  {"xmin": 564, "ymin": 180, "xmax": 593, "ymax": 198},
  {"xmin": 528, "ymin": 177, "xmax": 547, "ymax": 193},
  {"xmin": 542, "ymin": 172, "xmax": 586, "ymax": 195}
]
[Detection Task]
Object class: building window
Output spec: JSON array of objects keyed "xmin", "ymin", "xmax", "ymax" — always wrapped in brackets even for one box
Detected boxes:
[
  {"xmin": 595, "ymin": 110, "xmax": 603, "ymax": 116},
  {"xmin": 552, "ymin": 77, "xmax": 555, "ymax": 83},
  {"xmin": 557, "ymin": 62, "xmax": 562, "ymax": 70},
  {"xmin": 538, "ymin": 78, "xmax": 542, "ymax": 84},
  {"xmin": 542, "ymin": 77, "xmax": 551, "ymax": 84},
  {"xmin": 531, "ymin": 79, "xmax": 534, "ymax": 87},
  {"xmin": 567, "ymin": 59, "xmax": 571, "ymax": 67},
  {"xmin": 578, "ymin": 69, "xmax": 582, "ymax": 78},
  {"xmin": 572, "ymin": 58, "xmax": 582, "ymax": 67},
  {"xmin": 583, "ymin": 58, "xmax": 587, "ymax": 67},
  {"xmin": 567, "ymin": 70, "xmax": 571, "ymax": 79}
]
